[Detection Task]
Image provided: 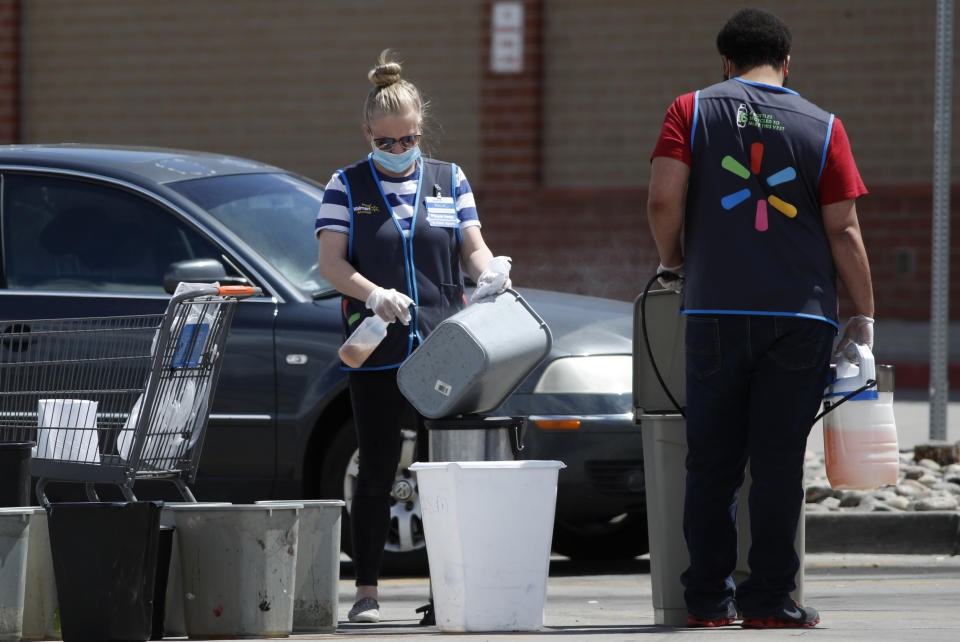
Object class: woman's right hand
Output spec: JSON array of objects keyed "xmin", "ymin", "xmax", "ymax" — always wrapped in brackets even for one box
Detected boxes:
[{"xmin": 366, "ymin": 287, "xmax": 414, "ymax": 324}]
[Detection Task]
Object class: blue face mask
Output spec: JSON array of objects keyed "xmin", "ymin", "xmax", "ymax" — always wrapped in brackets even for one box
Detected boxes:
[{"xmin": 371, "ymin": 144, "xmax": 421, "ymax": 174}]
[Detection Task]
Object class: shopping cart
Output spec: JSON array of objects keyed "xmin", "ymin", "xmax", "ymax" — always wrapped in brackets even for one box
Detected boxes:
[{"xmin": 0, "ymin": 283, "xmax": 260, "ymax": 507}]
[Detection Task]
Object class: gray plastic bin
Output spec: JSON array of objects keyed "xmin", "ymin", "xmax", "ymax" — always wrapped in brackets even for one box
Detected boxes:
[
  {"xmin": 19, "ymin": 506, "xmax": 59, "ymax": 641},
  {"xmin": 0, "ymin": 508, "xmax": 31, "ymax": 642},
  {"xmin": 170, "ymin": 503, "xmax": 301, "ymax": 639},
  {"xmin": 159, "ymin": 502, "xmax": 232, "ymax": 639},
  {"xmin": 632, "ymin": 290, "xmax": 686, "ymax": 414},
  {"xmin": 256, "ymin": 500, "xmax": 344, "ymax": 633},
  {"xmin": 639, "ymin": 413, "xmax": 804, "ymax": 626},
  {"xmin": 397, "ymin": 289, "xmax": 552, "ymax": 419},
  {"xmin": 633, "ymin": 289, "xmax": 803, "ymax": 625}
]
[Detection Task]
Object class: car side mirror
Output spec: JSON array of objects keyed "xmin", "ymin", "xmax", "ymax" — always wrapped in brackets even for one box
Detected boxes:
[{"xmin": 163, "ymin": 258, "xmax": 228, "ymax": 294}]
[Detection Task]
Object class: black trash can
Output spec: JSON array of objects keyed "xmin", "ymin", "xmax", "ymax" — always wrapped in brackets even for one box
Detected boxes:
[
  {"xmin": 151, "ymin": 525, "xmax": 174, "ymax": 641},
  {"xmin": 0, "ymin": 441, "xmax": 35, "ymax": 507},
  {"xmin": 47, "ymin": 501, "xmax": 163, "ymax": 642}
]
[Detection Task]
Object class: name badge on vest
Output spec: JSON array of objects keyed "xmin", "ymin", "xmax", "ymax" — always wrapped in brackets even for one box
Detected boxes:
[{"xmin": 424, "ymin": 196, "xmax": 458, "ymax": 228}]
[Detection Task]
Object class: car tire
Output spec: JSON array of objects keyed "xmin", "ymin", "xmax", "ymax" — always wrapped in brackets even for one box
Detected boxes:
[
  {"xmin": 551, "ymin": 511, "xmax": 650, "ymax": 560},
  {"xmin": 318, "ymin": 419, "xmax": 429, "ymax": 576}
]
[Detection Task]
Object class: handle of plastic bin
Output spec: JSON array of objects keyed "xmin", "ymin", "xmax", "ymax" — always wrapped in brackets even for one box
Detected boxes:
[
  {"xmin": 506, "ymin": 288, "xmax": 553, "ymax": 352},
  {"xmin": 216, "ymin": 285, "xmax": 262, "ymax": 299}
]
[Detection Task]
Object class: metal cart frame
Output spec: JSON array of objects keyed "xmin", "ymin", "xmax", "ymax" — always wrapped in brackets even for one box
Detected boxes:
[{"xmin": 0, "ymin": 284, "xmax": 259, "ymax": 506}]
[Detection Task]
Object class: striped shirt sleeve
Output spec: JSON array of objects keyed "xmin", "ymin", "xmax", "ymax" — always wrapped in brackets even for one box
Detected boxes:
[
  {"xmin": 314, "ymin": 172, "xmax": 350, "ymax": 237},
  {"xmin": 455, "ymin": 166, "xmax": 481, "ymax": 229}
]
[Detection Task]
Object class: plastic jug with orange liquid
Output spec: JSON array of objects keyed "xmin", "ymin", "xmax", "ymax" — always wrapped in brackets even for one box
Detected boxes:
[{"xmin": 822, "ymin": 343, "xmax": 899, "ymax": 490}]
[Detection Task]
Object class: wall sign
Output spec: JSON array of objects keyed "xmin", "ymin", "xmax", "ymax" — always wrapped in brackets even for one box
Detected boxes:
[{"xmin": 491, "ymin": 1, "xmax": 524, "ymax": 73}]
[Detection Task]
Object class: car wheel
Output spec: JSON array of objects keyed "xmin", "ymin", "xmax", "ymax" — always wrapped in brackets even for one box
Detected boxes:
[
  {"xmin": 319, "ymin": 419, "xmax": 429, "ymax": 576},
  {"xmin": 551, "ymin": 511, "xmax": 650, "ymax": 560}
]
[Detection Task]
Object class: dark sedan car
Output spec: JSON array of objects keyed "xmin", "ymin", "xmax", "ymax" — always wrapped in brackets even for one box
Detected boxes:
[{"xmin": 0, "ymin": 145, "xmax": 645, "ymax": 566}]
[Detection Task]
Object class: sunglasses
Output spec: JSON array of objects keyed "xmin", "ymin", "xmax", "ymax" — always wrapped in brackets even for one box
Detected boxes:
[{"xmin": 372, "ymin": 133, "xmax": 422, "ymax": 151}]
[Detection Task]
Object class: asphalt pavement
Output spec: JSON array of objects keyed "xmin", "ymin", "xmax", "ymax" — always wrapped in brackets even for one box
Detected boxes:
[
  {"xmin": 187, "ymin": 552, "xmax": 959, "ymax": 641},
  {"xmin": 177, "ymin": 395, "xmax": 960, "ymax": 641}
]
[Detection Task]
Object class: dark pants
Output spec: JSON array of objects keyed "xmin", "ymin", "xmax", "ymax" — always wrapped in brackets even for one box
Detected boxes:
[
  {"xmin": 681, "ymin": 315, "xmax": 834, "ymax": 616},
  {"xmin": 347, "ymin": 369, "xmax": 425, "ymax": 587}
]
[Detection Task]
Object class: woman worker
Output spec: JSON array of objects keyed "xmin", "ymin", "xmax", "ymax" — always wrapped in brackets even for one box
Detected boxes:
[{"xmin": 315, "ymin": 50, "xmax": 511, "ymax": 623}]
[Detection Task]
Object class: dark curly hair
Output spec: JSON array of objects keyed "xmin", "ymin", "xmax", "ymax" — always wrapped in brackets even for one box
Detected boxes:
[{"xmin": 716, "ymin": 8, "xmax": 791, "ymax": 70}]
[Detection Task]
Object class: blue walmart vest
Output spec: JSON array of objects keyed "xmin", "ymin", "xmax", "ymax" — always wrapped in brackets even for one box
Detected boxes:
[
  {"xmin": 338, "ymin": 156, "xmax": 465, "ymax": 369},
  {"xmin": 684, "ymin": 78, "xmax": 839, "ymax": 327}
]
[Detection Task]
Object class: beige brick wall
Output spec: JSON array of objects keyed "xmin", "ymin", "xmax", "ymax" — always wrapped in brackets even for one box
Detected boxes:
[
  {"xmin": 16, "ymin": 0, "xmax": 960, "ymax": 318},
  {"xmin": 20, "ymin": 0, "xmax": 483, "ymax": 184},
  {"xmin": 21, "ymin": 1, "xmax": 959, "ymax": 189},
  {"xmin": 543, "ymin": 0, "xmax": 960, "ymax": 188}
]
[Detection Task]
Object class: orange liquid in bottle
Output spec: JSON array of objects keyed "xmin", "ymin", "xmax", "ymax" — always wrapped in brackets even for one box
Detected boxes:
[{"xmin": 823, "ymin": 397, "xmax": 899, "ymax": 490}]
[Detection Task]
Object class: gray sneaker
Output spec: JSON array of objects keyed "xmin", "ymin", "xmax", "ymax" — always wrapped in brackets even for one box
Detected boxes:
[{"xmin": 348, "ymin": 596, "xmax": 381, "ymax": 623}]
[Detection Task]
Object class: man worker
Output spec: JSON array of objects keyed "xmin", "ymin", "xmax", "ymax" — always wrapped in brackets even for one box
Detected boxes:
[{"xmin": 647, "ymin": 7, "xmax": 875, "ymax": 629}]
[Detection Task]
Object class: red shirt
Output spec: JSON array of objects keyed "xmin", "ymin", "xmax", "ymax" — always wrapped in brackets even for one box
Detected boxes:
[{"xmin": 652, "ymin": 92, "xmax": 867, "ymax": 205}]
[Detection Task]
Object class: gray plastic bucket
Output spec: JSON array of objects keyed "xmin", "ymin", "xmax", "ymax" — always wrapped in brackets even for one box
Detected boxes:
[
  {"xmin": 0, "ymin": 508, "xmax": 32, "ymax": 641},
  {"xmin": 640, "ymin": 413, "xmax": 803, "ymax": 625},
  {"xmin": 158, "ymin": 503, "xmax": 231, "ymax": 638},
  {"xmin": 18, "ymin": 507, "xmax": 59, "ymax": 641},
  {"xmin": 256, "ymin": 500, "xmax": 344, "ymax": 632},
  {"xmin": 170, "ymin": 503, "xmax": 301, "ymax": 639},
  {"xmin": 397, "ymin": 289, "xmax": 552, "ymax": 418}
]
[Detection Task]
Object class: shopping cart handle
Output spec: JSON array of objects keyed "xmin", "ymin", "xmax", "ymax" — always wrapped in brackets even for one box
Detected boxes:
[{"xmin": 217, "ymin": 285, "xmax": 262, "ymax": 298}]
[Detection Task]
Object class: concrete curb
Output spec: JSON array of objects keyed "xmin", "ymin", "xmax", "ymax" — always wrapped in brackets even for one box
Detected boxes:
[{"xmin": 805, "ymin": 511, "xmax": 960, "ymax": 555}]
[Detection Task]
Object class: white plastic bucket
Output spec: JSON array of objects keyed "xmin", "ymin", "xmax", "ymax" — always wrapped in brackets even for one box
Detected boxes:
[
  {"xmin": 35, "ymin": 399, "xmax": 100, "ymax": 463},
  {"xmin": 18, "ymin": 507, "xmax": 59, "ymax": 641},
  {"xmin": 170, "ymin": 503, "xmax": 301, "ymax": 639},
  {"xmin": 159, "ymin": 503, "xmax": 231, "ymax": 638},
  {"xmin": 256, "ymin": 500, "xmax": 344, "ymax": 632},
  {"xmin": 0, "ymin": 508, "xmax": 32, "ymax": 641},
  {"xmin": 409, "ymin": 460, "xmax": 564, "ymax": 632}
]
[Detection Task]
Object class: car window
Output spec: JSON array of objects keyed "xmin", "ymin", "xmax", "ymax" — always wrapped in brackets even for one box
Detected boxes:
[
  {"xmin": 2, "ymin": 173, "xmax": 229, "ymax": 293},
  {"xmin": 169, "ymin": 173, "xmax": 330, "ymax": 296}
]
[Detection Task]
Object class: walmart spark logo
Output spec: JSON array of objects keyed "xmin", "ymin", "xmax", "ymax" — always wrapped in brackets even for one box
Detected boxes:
[{"xmin": 720, "ymin": 142, "xmax": 797, "ymax": 232}]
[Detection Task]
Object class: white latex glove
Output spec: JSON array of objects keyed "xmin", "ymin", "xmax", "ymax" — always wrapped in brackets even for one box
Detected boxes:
[
  {"xmin": 470, "ymin": 256, "xmax": 512, "ymax": 302},
  {"xmin": 657, "ymin": 262, "xmax": 684, "ymax": 294},
  {"xmin": 365, "ymin": 287, "xmax": 414, "ymax": 325},
  {"xmin": 835, "ymin": 314, "xmax": 874, "ymax": 356}
]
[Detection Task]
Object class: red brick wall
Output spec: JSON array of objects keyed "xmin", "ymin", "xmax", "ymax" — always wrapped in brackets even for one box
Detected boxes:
[
  {"xmin": 856, "ymin": 185, "xmax": 960, "ymax": 322},
  {"xmin": 0, "ymin": 0, "xmax": 18, "ymax": 144}
]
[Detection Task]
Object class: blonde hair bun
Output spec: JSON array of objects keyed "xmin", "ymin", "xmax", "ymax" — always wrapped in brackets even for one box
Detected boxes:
[
  {"xmin": 362, "ymin": 49, "xmax": 426, "ymax": 127},
  {"xmin": 368, "ymin": 50, "xmax": 402, "ymax": 88}
]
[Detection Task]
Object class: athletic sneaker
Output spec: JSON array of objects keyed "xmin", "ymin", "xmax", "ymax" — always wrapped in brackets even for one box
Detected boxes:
[
  {"xmin": 347, "ymin": 596, "xmax": 380, "ymax": 623},
  {"xmin": 741, "ymin": 600, "xmax": 820, "ymax": 628},
  {"xmin": 687, "ymin": 601, "xmax": 740, "ymax": 627}
]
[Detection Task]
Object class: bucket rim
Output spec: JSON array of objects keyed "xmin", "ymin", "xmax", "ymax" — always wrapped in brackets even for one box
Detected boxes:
[
  {"xmin": 0, "ymin": 441, "xmax": 37, "ymax": 449},
  {"xmin": 410, "ymin": 459, "xmax": 565, "ymax": 471},
  {"xmin": 166, "ymin": 502, "xmax": 303, "ymax": 511},
  {"xmin": 0, "ymin": 506, "xmax": 41, "ymax": 516},
  {"xmin": 255, "ymin": 499, "xmax": 345, "ymax": 507}
]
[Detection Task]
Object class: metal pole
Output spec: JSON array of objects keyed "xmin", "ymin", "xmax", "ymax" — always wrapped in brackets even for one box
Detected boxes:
[{"xmin": 930, "ymin": 0, "xmax": 953, "ymax": 441}]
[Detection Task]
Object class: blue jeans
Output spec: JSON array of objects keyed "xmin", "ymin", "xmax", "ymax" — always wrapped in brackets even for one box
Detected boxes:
[{"xmin": 681, "ymin": 314, "xmax": 834, "ymax": 616}]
